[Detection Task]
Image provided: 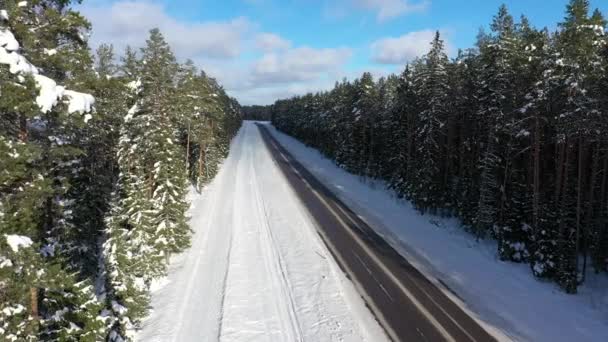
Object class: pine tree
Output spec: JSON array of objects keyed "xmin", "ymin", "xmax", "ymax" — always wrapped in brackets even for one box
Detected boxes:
[
  {"xmin": 389, "ymin": 65, "xmax": 417, "ymax": 198},
  {"xmin": 351, "ymin": 72, "xmax": 379, "ymax": 177},
  {"xmin": 1, "ymin": 1, "xmax": 109, "ymax": 339},
  {"xmin": 103, "ymin": 29, "xmax": 194, "ymax": 339},
  {"xmin": 475, "ymin": 5, "xmax": 518, "ymax": 239},
  {"xmin": 411, "ymin": 31, "xmax": 450, "ymax": 212}
]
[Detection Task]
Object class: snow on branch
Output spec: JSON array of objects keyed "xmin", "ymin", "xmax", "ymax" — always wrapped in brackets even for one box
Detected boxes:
[
  {"xmin": 4, "ymin": 234, "xmax": 33, "ymax": 252},
  {"xmin": 0, "ymin": 13, "xmax": 94, "ymax": 119}
]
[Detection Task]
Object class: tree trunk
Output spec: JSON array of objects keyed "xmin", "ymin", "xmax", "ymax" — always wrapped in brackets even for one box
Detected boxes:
[
  {"xmin": 198, "ymin": 142, "xmax": 206, "ymax": 191},
  {"xmin": 559, "ymin": 139, "xmax": 576, "ymax": 292},
  {"xmin": 575, "ymin": 137, "xmax": 584, "ymax": 283},
  {"xmin": 558, "ymin": 139, "xmax": 570, "ymax": 248},
  {"xmin": 406, "ymin": 115, "xmax": 415, "ymax": 185},
  {"xmin": 19, "ymin": 115, "xmax": 28, "ymax": 142},
  {"xmin": 533, "ymin": 114, "xmax": 541, "ymax": 234},
  {"xmin": 555, "ymin": 140, "xmax": 566, "ymax": 203},
  {"xmin": 601, "ymin": 146, "xmax": 608, "ymax": 220},
  {"xmin": 30, "ymin": 287, "xmax": 39, "ymax": 319},
  {"xmin": 185, "ymin": 123, "xmax": 190, "ymax": 175},
  {"xmin": 148, "ymin": 169, "xmax": 154, "ymax": 199},
  {"xmin": 583, "ymin": 140, "xmax": 600, "ymax": 280},
  {"xmin": 444, "ymin": 114, "xmax": 454, "ymax": 192}
]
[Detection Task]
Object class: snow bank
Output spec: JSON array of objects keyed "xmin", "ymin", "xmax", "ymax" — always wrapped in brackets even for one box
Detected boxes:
[
  {"xmin": 265, "ymin": 123, "xmax": 608, "ymax": 342},
  {"xmin": 0, "ymin": 15, "xmax": 94, "ymax": 117}
]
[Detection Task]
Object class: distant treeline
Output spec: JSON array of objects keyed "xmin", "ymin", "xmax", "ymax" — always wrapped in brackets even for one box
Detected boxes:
[{"xmin": 242, "ymin": 105, "xmax": 273, "ymax": 121}]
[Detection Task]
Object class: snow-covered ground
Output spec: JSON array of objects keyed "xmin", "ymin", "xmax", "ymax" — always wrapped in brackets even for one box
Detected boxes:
[
  {"xmin": 264, "ymin": 123, "xmax": 608, "ymax": 342},
  {"xmin": 137, "ymin": 122, "xmax": 387, "ymax": 342}
]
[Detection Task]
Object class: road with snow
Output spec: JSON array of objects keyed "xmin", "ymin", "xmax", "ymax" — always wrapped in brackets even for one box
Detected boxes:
[
  {"xmin": 137, "ymin": 121, "xmax": 386, "ymax": 342},
  {"xmin": 257, "ymin": 124, "xmax": 496, "ymax": 342},
  {"xmin": 137, "ymin": 121, "xmax": 496, "ymax": 342}
]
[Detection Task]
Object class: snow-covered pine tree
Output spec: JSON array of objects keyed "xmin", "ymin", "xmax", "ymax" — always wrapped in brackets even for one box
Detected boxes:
[
  {"xmin": 588, "ymin": 9, "xmax": 608, "ymax": 274},
  {"xmin": 374, "ymin": 74, "xmax": 399, "ymax": 180},
  {"xmin": 139, "ymin": 29, "xmax": 190, "ymax": 256},
  {"xmin": 1, "ymin": 1, "xmax": 109, "ymax": 339},
  {"xmin": 447, "ymin": 49, "xmax": 482, "ymax": 227},
  {"xmin": 332, "ymin": 80, "xmax": 356, "ymax": 168},
  {"xmin": 411, "ymin": 31, "xmax": 450, "ymax": 213},
  {"xmin": 474, "ymin": 5, "xmax": 518, "ymax": 239},
  {"xmin": 550, "ymin": 0, "xmax": 608, "ymax": 293},
  {"xmin": 179, "ymin": 70, "xmax": 227, "ymax": 189},
  {"xmin": 104, "ymin": 29, "xmax": 194, "ymax": 339},
  {"xmin": 389, "ymin": 64, "xmax": 418, "ymax": 199},
  {"xmin": 350, "ymin": 72, "xmax": 378, "ymax": 177}
]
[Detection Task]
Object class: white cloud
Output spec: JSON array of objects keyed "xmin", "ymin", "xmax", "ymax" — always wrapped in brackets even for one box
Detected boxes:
[
  {"xmin": 80, "ymin": 1, "xmax": 252, "ymax": 60},
  {"xmin": 359, "ymin": 0, "xmax": 429, "ymax": 21},
  {"xmin": 75, "ymin": 1, "xmax": 354, "ymax": 105},
  {"xmin": 371, "ymin": 29, "xmax": 452, "ymax": 64},
  {"xmin": 233, "ymin": 78, "xmax": 339, "ymax": 105},
  {"xmin": 255, "ymin": 33, "xmax": 291, "ymax": 52},
  {"xmin": 251, "ymin": 46, "xmax": 352, "ymax": 85},
  {"xmin": 327, "ymin": 0, "xmax": 429, "ymax": 21},
  {"xmin": 199, "ymin": 46, "xmax": 352, "ymax": 104}
]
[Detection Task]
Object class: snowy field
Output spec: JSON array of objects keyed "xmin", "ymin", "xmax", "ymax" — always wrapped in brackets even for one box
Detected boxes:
[
  {"xmin": 136, "ymin": 122, "xmax": 387, "ymax": 342},
  {"xmin": 263, "ymin": 123, "xmax": 608, "ymax": 342}
]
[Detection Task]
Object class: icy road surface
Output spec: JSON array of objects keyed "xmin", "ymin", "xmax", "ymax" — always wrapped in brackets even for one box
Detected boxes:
[{"xmin": 136, "ymin": 121, "xmax": 387, "ymax": 342}]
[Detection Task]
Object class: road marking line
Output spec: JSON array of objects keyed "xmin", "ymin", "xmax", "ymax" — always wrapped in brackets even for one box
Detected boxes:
[
  {"xmin": 353, "ymin": 250, "xmax": 373, "ymax": 275},
  {"xmin": 331, "ymin": 195, "xmax": 479, "ymax": 342},
  {"xmin": 355, "ymin": 249, "xmax": 396, "ymax": 303},
  {"xmin": 378, "ymin": 282, "xmax": 395, "ymax": 302}
]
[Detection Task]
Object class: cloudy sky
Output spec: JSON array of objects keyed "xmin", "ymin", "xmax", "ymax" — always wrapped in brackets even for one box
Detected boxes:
[{"xmin": 77, "ymin": 0, "xmax": 608, "ymax": 105}]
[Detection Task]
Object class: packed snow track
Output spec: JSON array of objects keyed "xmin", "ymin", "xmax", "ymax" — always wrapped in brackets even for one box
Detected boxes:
[{"xmin": 137, "ymin": 121, "xmax": 386, "ymax": 342}]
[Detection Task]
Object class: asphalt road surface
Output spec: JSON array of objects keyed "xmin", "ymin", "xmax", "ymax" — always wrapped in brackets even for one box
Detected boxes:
[{"xmin": 257, "ymin": 124, "xmax": 497, "ymax": 342}]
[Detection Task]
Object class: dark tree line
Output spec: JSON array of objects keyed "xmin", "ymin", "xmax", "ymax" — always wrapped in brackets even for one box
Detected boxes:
[
  {"xmin": 242, "ymin": 105, "xmax": 273, "ymax": 121},
  {"xmin": 271, "ymin": 1, "xmax": 608, "ymax": 294}
]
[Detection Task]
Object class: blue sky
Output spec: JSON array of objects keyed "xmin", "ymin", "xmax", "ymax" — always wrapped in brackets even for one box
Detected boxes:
[{"xmin": 78, "ymin": 0, "xmax": 608, "ymax": 104}]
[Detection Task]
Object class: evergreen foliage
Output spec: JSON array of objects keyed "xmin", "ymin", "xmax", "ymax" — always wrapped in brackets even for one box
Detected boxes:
[
  {"xmin": 0, "ymin": 2, "xmax": 242, "ymax": 340},
  {"xmin": 271, "ymin": 2, "xmax": 608, "ymax": 294}
]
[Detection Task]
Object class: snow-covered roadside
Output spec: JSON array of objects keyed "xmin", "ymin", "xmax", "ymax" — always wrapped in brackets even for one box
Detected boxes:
[
  {"xmin": 136, "ymin": 125, "xmax": 244, "ymax": 342},
  {"xmin": 137, "ymin": 122, "xmax": 387, "ymax": 342},
  {"xmin": 264, "ymin": 122, "xmax": 608, "ymax": 342}
]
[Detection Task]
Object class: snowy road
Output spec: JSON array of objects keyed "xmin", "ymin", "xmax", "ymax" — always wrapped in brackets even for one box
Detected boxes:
[
  {"xmin": 257, "ymin": 125, "xmax": 496, "ymax": 342},
  {"xmin": 137, "ymin": 122, "xmax": 386, "ymax": 342}
]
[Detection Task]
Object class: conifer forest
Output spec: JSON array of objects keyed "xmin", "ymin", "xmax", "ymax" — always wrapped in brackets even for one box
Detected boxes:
[
  {"xmin": 1, "ymin": 1, "xmax": 241, "ymax": 340},
  {"xmin": 271, "ymin": 2, "xmax": 608, "ymax": 294},
  {"xmin": 1, "ymin": 0, "xmax": 608, "ymax": 341}
]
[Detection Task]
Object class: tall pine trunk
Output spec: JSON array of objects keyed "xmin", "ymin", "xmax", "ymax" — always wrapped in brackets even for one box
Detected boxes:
[
  {"xmin": 406, "ymin": 114, "xmax": 415, "ymax": 189},
  {"xmin": 18, "ymin": 114, "xmax": 38, "ymax": 323},
  {"xmin": 575, "ymin": 137, "xmax": 584, "ymax": 284},
  {"xmin": 185, "ymin": 123, "xmax": 190, "ymax": 175},
  {"xmin": 555, "ymin": 140, "xmax": 566, "ymax": 205},
  {"xmin": 558, "ymin": 139, "xmax": 577, "ymax": 293},
  {"xmin": 532, "ymin": 114, "xmax": 541, "ymax": 234},
  {"xmin": 198, "ymin": 141, "xmax": 206, "ymax": 191},
  {"xmin": 30, "ymin": 287, "xmax": 39, "ymax": 320},
  {"xmin": 444, "ymin": 114, "xmax": 454, "ymax": 195},
  {"xmin": 584, "ymin": 140, "xmax": 600, "ymax": 280}
]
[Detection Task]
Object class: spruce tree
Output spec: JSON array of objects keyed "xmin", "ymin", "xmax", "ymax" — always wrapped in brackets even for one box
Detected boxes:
[
  {"xmin": 412, "ymin": 31, "xmax": 450, "ymax": 212},
  {"xmin": 1, "ymin": 1, "xmax": 109, "ymax": 339}
]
